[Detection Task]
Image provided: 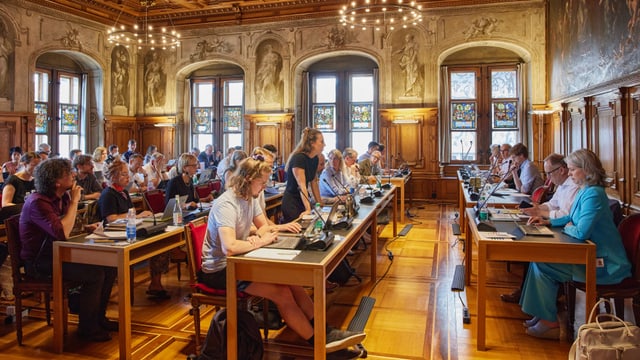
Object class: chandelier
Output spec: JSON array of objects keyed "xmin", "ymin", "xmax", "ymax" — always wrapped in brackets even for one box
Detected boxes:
[
  {"xmin": 339, "ymin": 0, "xmax": 423, "ymax": 31},
  {"xmin": 107, "ymin": 0, "xmax": 181, "ymax": 50}
]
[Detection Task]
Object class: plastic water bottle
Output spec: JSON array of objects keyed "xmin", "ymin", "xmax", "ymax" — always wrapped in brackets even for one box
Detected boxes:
[
  {"xmin": 479, "ymin": 196, "xmax": 489, "ymax": 221},
  {"xmin": 173, "ymin": 195, "xmax": 183, "ymax": 226},
  {"xmin": 126, "ymin": 208, "xmax": 137, "ymax": 243},
  {"xmin": 313, "ymin": 203, "xmax": 323, "ymax": 234}
]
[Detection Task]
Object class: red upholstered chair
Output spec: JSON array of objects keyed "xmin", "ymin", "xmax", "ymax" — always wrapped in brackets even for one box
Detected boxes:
[
  {"xmin": 143, "ymin": 189, "xmax": 166, "ymax": 213},
  {"xmin": 184, "ymin": 217, "xmax": 267, "ymax": 353},
  {"xmin": 565, "ymin": 213, "xmax": 640, "ymax": 338},
  {"xmin": 195, "ymin": 184, "xmax": 212, "ymax": 199},
  {"xmin": 209, "ymin": 179, "xmax": 222, "ymax": 194},
  {"xmin": 531, "ymin": 178, "xmax": 554, "ymax": 204},
  {"xmin": 5, "ymin": 214, "xmax": 69, "ymax": 345}
]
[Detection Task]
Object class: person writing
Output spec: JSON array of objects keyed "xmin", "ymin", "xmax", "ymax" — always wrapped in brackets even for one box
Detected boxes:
[
  {"xmin": 522, "ymin": 149, "xmax": 631, "ymax": 339},
  {"xmin": 20, "ymin": 158, "xmax": 117, "ymax": 342},
  {"xmin": 199, "ymin": 157, "xmax": 365, "ymax": 352}
]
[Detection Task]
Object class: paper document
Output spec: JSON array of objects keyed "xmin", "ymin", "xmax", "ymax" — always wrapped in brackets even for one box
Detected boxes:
[
  {"xmin": 85, "ymin": 223, "xmax": 128, "ymax": 240},
  {"xmin": 245, "ymin": 248, "xmax": 301, "ymax": 260}
]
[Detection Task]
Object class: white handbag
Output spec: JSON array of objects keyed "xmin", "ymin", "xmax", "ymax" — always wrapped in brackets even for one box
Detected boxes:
[{"xmin": 569, "ymin": 299, "xmax": 640, "ymax": 359}]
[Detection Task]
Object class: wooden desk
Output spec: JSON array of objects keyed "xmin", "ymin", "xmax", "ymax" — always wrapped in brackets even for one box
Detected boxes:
[
  {"xmin": 226, "ymin": 187, "xmax": 397, "ymax": 359},
  {"xmin": 387, "ymin": 174, "xmax": 410, "ymax": 223},
  {"xmin": 464, "ymin": 209, "xmax": 596, "ymax": 351},
  {"xmin": 52, "ymin": 227, "xmax": 185, "ymax": 359}
]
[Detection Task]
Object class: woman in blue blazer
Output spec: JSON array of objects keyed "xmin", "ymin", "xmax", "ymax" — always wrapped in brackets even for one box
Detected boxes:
[{"xmin": 522, "ymin": 149, "xmax": 631, "ymax": 339}]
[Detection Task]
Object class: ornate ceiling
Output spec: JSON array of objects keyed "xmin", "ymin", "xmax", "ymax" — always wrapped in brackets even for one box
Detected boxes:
[{"xmin": 22, "ymin": 1, "xmax": 527, "ymax": 29}]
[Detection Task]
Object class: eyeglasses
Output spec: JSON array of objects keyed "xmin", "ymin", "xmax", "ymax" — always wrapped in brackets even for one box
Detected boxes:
[{"xmin": 545, "ymin": 167, "xmax": 562, "ymax": 176}]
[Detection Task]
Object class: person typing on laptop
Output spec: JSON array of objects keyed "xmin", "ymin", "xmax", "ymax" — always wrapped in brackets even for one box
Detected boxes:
[
  {"xmin": 200, "ymin": 157, "xmax": 365, "ymax": 353},
  {"xmin": 165, "ymin": 153, "xmax": 213, "ymax": 210}
]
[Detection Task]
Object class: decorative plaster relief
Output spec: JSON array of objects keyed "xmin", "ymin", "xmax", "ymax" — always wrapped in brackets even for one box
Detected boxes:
[
  {"xmin": 463, "ymin": 17, "xmax": 501, "ymax": 40},
  {"xmin": 189, "ymin": 37, "xmax": 232, "ymax": 62}
]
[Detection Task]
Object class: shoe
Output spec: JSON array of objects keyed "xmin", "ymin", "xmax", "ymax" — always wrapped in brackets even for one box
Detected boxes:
[
  {"xmin": 500, "ymin": 288, "xmax": 521, "ymax": 303},
  {"xmin": 326, "ymin": 329, "xmax": 366, "ymax": 352},
  {"xmin": 326, "ymin": 280, "xmax": 339, "ymax": 293},
  {"xmin": 326, "ymin": 347, "xmax": 364, "ymax": 359},
  {"xmin": 78, "ymin": 328, "xmax": 112, "ymax": 342},
  {"xmin": 146, "ymin": 289, "xmax": 171, "ymax": 300},
  {"xmin": 100, "ymin": 318, "xmax": 119, "ymax": 332},
  {"xmin": 525, "ymin": 322, "xmax": 560, "ymax": 340},
  {"xmin": 523, "ymin": 316, "xmax": 540, "ymax": 328}
]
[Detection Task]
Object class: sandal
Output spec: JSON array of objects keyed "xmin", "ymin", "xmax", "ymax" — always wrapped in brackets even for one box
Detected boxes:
[{"xmin": 146, "ymin": 289, "xmax": 171, "ymax": 300}]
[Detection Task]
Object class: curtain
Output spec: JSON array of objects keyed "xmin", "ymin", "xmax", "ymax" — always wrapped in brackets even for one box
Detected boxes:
[
  {"xmin": 439, "ymin": 65, "xmax": 450, "ymax": 163},
  {"xmin": 301, "ymin": 71, "xmax": 310, "ymax": 129},
  {"xmin": 518, "ymin": 62, "xmax": 529, "ymax": 146}
]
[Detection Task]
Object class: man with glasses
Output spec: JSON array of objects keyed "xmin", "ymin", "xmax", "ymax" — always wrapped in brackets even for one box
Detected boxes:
[
  {"xmin": 500, "ymin": 153, "xmax": 580, "ymax": 303},
  {"xmin": 358, "ymin": 150, "xmax": 383, "ymax": 183}
]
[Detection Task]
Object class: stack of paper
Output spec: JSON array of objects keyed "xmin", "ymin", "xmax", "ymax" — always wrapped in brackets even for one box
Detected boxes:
[{"xmin": 478, "ymin": 232, "xmax": 516, "ymax": 241}]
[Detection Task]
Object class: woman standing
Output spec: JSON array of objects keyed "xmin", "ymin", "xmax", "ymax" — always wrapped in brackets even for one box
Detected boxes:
[
  {"xmin": 523, "ymin": 149, "xmax": 631, "ymax": 339},
  {"xmin": 281, "ymin": 128, "xmax": 325, "ymax": 222},
  {"xmin": 2, "ymin": 151, "xmax": 40, "ymax": 207}
]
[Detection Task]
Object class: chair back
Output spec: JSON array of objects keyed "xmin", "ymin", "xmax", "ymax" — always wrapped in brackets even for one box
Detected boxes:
[
  {"xmin": 617, "ymin": 213, "xmax": 640, "ymax": 280},
  {"xmin": 609, "ymin": 199, "xmax": 624, "ymax": 227},
  {"xmin": 184, "ymin": 217, "xmax": 208, "ymax": 284},
  {"xmin": 5, "ymin": 214, "xmax": 25, "ymax": 283},
  {"xmin": 195, "ymin": 184, "xmax": 212, "ymax": 199},
  {"xmin": 210, "ymin": 180, "xmax": 222, "ymax": 194},
  {"xmin": 143, "ymin": 189, "xmax": 166, "ymax": 213}
]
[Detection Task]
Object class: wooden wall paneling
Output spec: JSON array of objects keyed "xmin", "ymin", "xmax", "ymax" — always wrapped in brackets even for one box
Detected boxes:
[
  {"xmin": 0, "ymin": 120, "xmax": 16, "ymax": 163},
  {"xmin": 592, "ymin": 94, "xmax": 619, "ymax": 198},
  {"xmin": 552, "ymin": 111, "xmax": 563, "ymax": 154},
  {"xmin": 244, "ymin": 113, "xmax": 294, "ymax": 166},
  {"xmin": 136, "ymin": 117, "xmax": 176, "ymax": 160},
  {"xmin": 104, "ymin": 115, "xmax": 136, "ymax": 153},
  {"xmin": 567, "ymin": 100, "xmax": 586, "ymax": 152},
  {"xmin": 0, "ymin": 113, "xmax": 35, "ymax": 157},
  {"xmin": 628, "ymin": 88, "xmax": 640, "ymax": 211},
  {"xmin": 531, "ymin": 112, "xmax": 554, "ymax": 168}
]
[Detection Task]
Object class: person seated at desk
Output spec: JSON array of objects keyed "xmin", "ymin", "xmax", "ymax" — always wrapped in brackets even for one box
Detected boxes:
[
  {"xmin": 20, "ymin": 158, "xmax": 117, "ymax": 342},
  {"xmin": 2, "ymin": 151, "xmax": 40, "ymax": 207},
  {"xmin": 342, "ymin": 148, "xmax": 361, "ymax": 188},
  {"xmin": 142, "ymin": 152, "xmax": 169, "ymax": 190},
  {"xmin": 508, "ymin": 143, "xmax": 544, "ymax": 194},
  {"xmin": 73, "ymin": 154, "xmax": 103, "ymax": 200},
  {"xmin": 500, "ymin": 153, "xmax": 580, "ymax": 304},
  {"xmin": 358, "ymin": 150, "xmax": 383, "ymax": 184},
  {"xmin": 126, "ymin": 154, "xmax": 148, "ymax": 194},
  {"xmin": 98, "ymin": 160, "xmax": 173, "ymax": 300},
  {"xmin": 221, "ymin": 150, "xmax": 248, "ymax": 191},
  {"xmin": 2, "ymin": 146, "xmax": 23, "ymax": 181},
  {"xmin": 320, "ymin": 149, "xmax": 349, "ymax": 201},
  {"xmin": 200, "ymin": 157, "xmax": 365, "ymax": 353},
  {"xmin": 523, "ymin": 149, "xmax": 631, "ymax": 340},
  {"xmin": 165, "ymin": 153, "xmax": 213, "ymax": 210}
]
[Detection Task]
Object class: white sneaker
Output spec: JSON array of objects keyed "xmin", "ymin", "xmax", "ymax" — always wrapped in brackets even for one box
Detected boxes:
[{"xmin": 326, "ymin": 329, "xmax": 366, "ymax": 352}]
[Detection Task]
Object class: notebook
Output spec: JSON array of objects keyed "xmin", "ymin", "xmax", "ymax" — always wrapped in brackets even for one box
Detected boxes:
[
  {"xmin": 263, "ymin": 234, "xmax": 305, "ymax": 250},
  {"xmin": 144, "ymin": 195, "xmax": 188, "ymax": 222},
  {"xmin": 518, "ymin": 224, "xmax": 555, "ymax": 237}
]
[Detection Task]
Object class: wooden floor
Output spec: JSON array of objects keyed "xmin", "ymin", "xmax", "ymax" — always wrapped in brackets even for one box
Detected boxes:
[{"xmin": 0, "ymin": 203, "xmax": 576, "ymax": 359}]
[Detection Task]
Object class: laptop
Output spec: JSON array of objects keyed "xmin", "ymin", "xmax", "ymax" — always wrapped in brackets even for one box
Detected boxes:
[
  {"xmin": 145, "ymin": 195, "xmax": 188, "ymax": 222},
  {"xmin": 518, "ymin": 224, "xmax": 555, "ymax": 237},
  {"xmin": 263, "ymin": 234, "xmax": 305, "ymax": 250},
  {"xmin": 199, "ymin": 169, "xmax": 213, "ymax": 183}
]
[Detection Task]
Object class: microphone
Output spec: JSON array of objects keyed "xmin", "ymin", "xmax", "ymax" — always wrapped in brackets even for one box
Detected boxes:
[
  {"xmin": 463, "ymin": 140, "xmax": 473, "ymax": 161},
  {"xmin": 473, "ymin": 162, "xmax": 514, "ymax": 231},
  {"xmin": 332, "ymin": 174, "xmax": 359, "ymax": 216},
  {"xmin": 298, "ymin": 191, "xmax": 335, "ymax": 251},
  {"xmin": 321, "ymin": 178, "xmax": 340, "ymax": 199}
]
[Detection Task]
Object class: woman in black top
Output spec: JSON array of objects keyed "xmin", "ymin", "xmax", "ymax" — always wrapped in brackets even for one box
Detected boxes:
[
  {"xmin": 281, "ymin": 127, "xmax": 326, "ymax": 222},
  {"xmin": 165, "ymin": 153, "xmax": 213, "ymax": 209},
  {"xmin": 2, "ymin": 151, "xmax": 40, "ymax": 207}
]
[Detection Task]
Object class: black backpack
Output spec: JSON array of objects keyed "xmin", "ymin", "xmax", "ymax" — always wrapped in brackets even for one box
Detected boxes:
[{"xmin": 198, "ymin": 308, "xmax": 263, "ymax": 360}]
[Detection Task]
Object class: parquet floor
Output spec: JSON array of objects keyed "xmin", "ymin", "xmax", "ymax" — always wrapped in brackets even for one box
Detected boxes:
[{"xmin": 0, "ymin": 203, "xmax": 580, "ymax": 359}]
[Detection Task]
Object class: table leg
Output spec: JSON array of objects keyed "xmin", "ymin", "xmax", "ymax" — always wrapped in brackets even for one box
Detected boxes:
[
  {"xmin": 477, "ymin": 241, "xmax": 487, "ymax": 351},
  {"xmin": 119, "ymin": 254, "xmax": 132, "ymax": 360},
  {"xmin": 584, "ymin": 245, "xmax": 596, "ymax": 324},
  {"xmin": 392, "ymin": 188, "xmax": 397, "ymax": 237},
  {"xmin": 227, "ymin": 262, "xmax": 238, "ymax": 359},
  {"xmin": 465, "ymin": 216, "xmax": 472, "ymax": 286},
  {"xmin": 371, "ymin": 210, "xmax": 378, "ymax": 281},
  {"xmin": 313, "ymin": 269, "xmax": 326, "ymax": 359},
  {"xmin": 53, "ymin": 247, "xmax": 64, "ymax": 353}
]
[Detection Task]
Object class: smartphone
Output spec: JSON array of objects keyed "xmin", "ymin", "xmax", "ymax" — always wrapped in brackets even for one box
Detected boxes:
[{"xmin": 519, "ymin": 200, "xmax": 533, "ymax": 209}]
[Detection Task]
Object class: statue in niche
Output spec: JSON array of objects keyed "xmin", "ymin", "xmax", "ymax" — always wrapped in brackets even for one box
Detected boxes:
[
  {"xmin": 394, "ymin": 33, "xmax": 423, "ymax": 98},
  {"xmin": 255, "ymin": 43, "xmax": 282, "ymax": 105},
  {"xmin": 111, "ymin": 46, "xmax": 129, "ymax": 108},
  {"xmin": 0, "ymin": 22, "xmax": 13, "ymax": 98},
  {"xmin": 144, "ymin": 50, "xmax": 166, "ymax": 108}
]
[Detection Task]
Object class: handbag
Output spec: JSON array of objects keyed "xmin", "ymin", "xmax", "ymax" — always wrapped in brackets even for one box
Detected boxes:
[{"xmin": 569, "ymin": 299, "xmax": 640, "ymax": 359}]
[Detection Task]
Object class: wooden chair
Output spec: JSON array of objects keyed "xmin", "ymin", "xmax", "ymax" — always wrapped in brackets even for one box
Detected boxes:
[
  {"xmin": 143, "ymin": 189, "xmax": 166, "ymax": 213},
  {"xmin": 4, "ymin": 214, "xmax": 69, "ymax": 345},
  {"xmin": 184, "ymin": 217, "xmax": 267, "ymax": 354},
  {"xmin": 565, "ymin": 213, "xmax": 640, "ymax": 338},
  {"xmin": 195, "ymin": 183, "xmax": 212, "ymax": 199}
]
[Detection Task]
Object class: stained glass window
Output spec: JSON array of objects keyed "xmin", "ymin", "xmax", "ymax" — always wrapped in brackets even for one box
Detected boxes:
[
  {"xmin": 451, "ymin": 102, "xmax": 476, "ymax": 129},
  {"xmin": 59, "ymin": 104, "xmax": 79, "ymax": 134},
  {"xmin": 450, "ymin": 72, "xmax": 476, "ymax": 99},
  {"xmin": 192, "ymin": 107, "xmax": 211, "ymax": 133},
  {"xmin": 313, "ymin": 105, "xmax": 335, "ymax": 130},
  {"xmin": 223, "ymin": 106, "xmax": 242, "ymax": 132},
  {"xmin": 351, "ymin": 103, "xmax": 372, "ymax": 129},
  {"xmin": 492, "ymin": 101, "xmax": 517, "ymax": 128},
  {"xmin": 35, "ymin": 102, "xmax": 48, "ymax": 134}
]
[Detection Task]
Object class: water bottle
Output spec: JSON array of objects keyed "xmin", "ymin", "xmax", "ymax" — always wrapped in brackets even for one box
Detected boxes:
[
  {"xmin": 173, "ymin": 195, "xmax": 183, "ymax": 226},
  {"xmin": 126, "ymin": 208, "xmax": 137, "ymax": 243},
  {"xmin": 478, "ymin": 196, "xmax": 489, "ymax": 221},
  {"xmin": 376, "ymin": 175, "xmax": 382, "ymax": 189},
  {"xmin": 313, "ymin": 203, "xmax": 323, "ymax": 234}
]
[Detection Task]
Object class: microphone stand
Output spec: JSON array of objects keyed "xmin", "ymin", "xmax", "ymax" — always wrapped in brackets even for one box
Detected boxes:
[
  {"xmin": 138, "ymin": 188, "xmax": 167, "ymax": 237},
  {"xmin": 473, "ymin": 161, "xmax": 515, "ymax": 231},
  {"xmin": 299, "ymin": 190, "xmax": 334, "ymax": 250},
  {"xmin": 332, "ymin": 174, "xmax": 359, "ymax": 216}
]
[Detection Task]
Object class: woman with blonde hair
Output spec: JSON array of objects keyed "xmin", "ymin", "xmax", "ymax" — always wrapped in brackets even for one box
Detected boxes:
[
  {"xmin": 92, "ymin": 146, "xmax": 108, "ymax": 184},
  {"xmin": 165, "ymin": 153, "xmax": 213, "ymax": 209},
  {"xmin": 281, "ymin": 128, "xmax": 326, "ymax": 222},
  {"xmin": 222, "ymin": 150, "xmax": 248, "ymax": 189},
  {"xmin": 2, "ymin": 151, "xmax": 40, "ymax": 207},
  {"xmin": 319, "ymin": 149, "xmax": 349, "ymax": 201}
]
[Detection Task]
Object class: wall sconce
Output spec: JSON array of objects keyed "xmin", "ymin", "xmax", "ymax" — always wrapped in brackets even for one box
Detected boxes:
[
  {"xmin": 154, "ymin": 123, "xmax": 176, "ymax": 127},
  {"xmin": 392, "ymin": 119, "xmax": 419, "ymax": 124}
]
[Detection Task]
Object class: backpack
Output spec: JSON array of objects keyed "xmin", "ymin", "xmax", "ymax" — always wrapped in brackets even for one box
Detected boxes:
[{"xmin": 198, "ymin": 308, "xmax": 263, "ymax": 360}]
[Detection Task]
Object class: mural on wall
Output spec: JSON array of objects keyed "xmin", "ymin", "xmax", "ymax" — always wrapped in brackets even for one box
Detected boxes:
[
  {"xmin": 255, "ymin": 40, "xmax": 283, "ymax": 108},
  {"xmin": 0, "ymin": 19, "xmax": 14, "ymax": 99},
  {"xmin": 144, "ymin": 50, "xmax": 166, "ymax": 108},
  {"xmin": 549, "ymin": 0, "xmax": 640, "ymax": 100},
  {"xmin": 392, "ymin": 31, "xmax": 423, "ymax": 101},
  {"xmin": 111, "ymin": 46, "xmax": 130, "ymax": 109}
]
